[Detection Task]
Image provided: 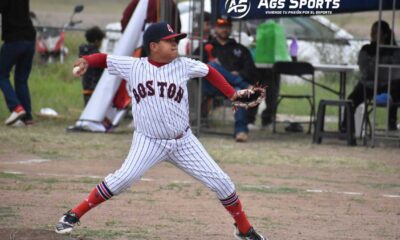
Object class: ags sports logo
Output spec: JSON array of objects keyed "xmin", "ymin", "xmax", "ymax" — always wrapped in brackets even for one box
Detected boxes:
[
  {"xmin": 226, "ymin": 0, "xmax": 251, "ymax": 19},
  {"xmin": 225, "ymin": 0, "xmax": 341, "ymax": 18}
]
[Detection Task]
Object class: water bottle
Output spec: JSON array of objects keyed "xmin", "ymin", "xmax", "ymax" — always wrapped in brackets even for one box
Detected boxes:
[{"xmin": 290, "ymin": 37, "xmax": 298, "ymax": 61}]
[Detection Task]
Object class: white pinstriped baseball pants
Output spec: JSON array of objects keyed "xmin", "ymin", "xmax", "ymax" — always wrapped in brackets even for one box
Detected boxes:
[{"xmin": 104, "ymin": 129, "xmax": 235, "ymax": 200}]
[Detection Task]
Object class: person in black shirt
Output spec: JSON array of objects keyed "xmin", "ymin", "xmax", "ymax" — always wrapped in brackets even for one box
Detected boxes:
[
  {"xmin": 79, "ymin": 26, "xmax": 105, "ymax": 105},
  {"xmin": 197, "ymin": 16, "xmax": 259, "ymax": 142},
  {"xmin": 346, "ymin": 20, "xmax": 400, "ymax": 131},
  {"xmin": 0, "ymin": 0, "xmax": 36, "ymax": 126}
]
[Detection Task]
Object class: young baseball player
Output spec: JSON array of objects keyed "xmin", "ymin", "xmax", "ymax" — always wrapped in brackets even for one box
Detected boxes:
[{"xmin": 55, "ymin": 22, "xmax": 266, "ymax": 240}]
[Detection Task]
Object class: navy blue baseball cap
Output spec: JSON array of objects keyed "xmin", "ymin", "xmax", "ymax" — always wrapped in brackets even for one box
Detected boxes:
[{"xmin": 143, "ymin": 22, "xmax": 187, "ymax": 47}]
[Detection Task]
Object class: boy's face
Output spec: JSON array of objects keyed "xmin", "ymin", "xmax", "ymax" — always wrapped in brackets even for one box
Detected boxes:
[{"xmin": 150, "ymin": 38, "xmax": 179, "ymax": 62}]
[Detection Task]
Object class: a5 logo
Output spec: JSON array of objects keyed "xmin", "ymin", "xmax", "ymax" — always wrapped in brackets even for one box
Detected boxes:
[{"xmin": 225, "ymin": 0, "xmax": 251, "ymax": 19}]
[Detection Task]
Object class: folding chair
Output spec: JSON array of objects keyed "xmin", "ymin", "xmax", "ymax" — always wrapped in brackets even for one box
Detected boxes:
[
  {"xmin": 361, "ymin": 88, "xmax": 400, "ymax": 145},
  {"xmin": 272, "ymin": 61, "xmax": 316, "ymax": 133}
]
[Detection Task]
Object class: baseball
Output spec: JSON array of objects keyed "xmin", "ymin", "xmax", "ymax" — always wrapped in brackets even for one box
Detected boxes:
[{"xmin": 72, "ymin": 66, "xmax": 81, "ymax": 75}]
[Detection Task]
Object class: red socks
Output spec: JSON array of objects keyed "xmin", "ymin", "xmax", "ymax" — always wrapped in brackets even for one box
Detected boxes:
[
  {"xmin": 71, "ymin": 183, "xmax": 251, "ymax": 235},
  {"xmin": 72, "ymin": 181, "xmax": 113, "ymax": 218},
  {"xmin": 221, "ymin": 192, "xmax": 251, "ymax": 234}
]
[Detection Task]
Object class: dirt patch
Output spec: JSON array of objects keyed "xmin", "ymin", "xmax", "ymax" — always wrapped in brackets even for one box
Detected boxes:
[
  {"xmin": 0, "ymin": 121, "xmax": 400, "ymax": 239},
  {"xmin": 0, "ymin": 228, "xmax": 91, "ymax": 240}
]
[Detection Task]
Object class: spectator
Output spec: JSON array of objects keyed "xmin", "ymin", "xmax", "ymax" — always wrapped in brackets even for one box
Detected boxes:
[
  {"xmin": 196, "ymin": 11, "xmax": 212, "ymax": 41},
  {"xmin": 186, "ymin": 12, "xmax": 212, "ymax": 55},
  {"xmin": 202, "ymin": 12, "xmax": 212, "ymax": 41},
  {"xmin": 346, "ymin": 20, "xmax": 400, "ymax": 131},
  {"xmin": 196, "ymin": 16, "xmax": 259, "ymax": 142},
  {"xmin": 0, "ymin": 0, "xmax": 36, "ymax": 126},
  {"xmin": 79, "ymin": 26, "xmax": 105, "ymax": 105}
]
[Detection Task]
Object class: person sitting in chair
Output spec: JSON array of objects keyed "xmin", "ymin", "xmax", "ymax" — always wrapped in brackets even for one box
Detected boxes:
[
  {"xmin": 195, "ymin": 16, "xmax": 259, "ymax": 142},
  {"xmin": 346, "ymin": 20, "xmax": 400, "ymax": 131}
]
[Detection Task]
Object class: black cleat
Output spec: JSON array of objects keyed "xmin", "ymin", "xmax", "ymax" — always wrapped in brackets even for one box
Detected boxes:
[
  {"xmin": 55, "ymin": 210, "xmax": 80, "ymax": 234},
  {"xmin": 233, "ymin": 224, "xmax": 267, "ymax": 240}
]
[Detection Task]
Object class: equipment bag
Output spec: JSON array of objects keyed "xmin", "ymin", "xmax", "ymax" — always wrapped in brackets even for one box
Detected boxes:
[{"xmin": 255, "ymin": 21, "xmax": 290, "ymax": 63}]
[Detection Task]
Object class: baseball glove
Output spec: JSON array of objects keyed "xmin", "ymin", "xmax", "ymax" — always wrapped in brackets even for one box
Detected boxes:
[{"xmin": 232, "ymin": 87, "xmax": 266, "ymax": 109}]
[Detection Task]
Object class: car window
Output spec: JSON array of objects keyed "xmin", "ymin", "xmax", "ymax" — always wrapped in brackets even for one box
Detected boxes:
[{"xmin": 279, "ymin": 17, "xmax": 335, "ymax": 40}]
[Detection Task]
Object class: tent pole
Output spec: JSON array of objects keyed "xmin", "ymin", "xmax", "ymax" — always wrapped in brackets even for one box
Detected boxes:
[
  {"xmin": 196, "ymin": 0, "xmax": 205, "ymax": 135},
  {"xmin": 390, "ymin": 0, "xmax": 396, "ymax": 47},
  {"xmin": 371, "ymin": 0, "xmax": 383, "ymax": 147}
]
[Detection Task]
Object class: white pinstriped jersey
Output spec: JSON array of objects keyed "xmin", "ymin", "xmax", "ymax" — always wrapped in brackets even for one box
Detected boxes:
[
  {"xmin": 107, "ymin": 55, "xmax": 209, "ymax": 139},
  {"xmin": 103, "ymin": 55, "xmax": 236, "ymax": 201}
]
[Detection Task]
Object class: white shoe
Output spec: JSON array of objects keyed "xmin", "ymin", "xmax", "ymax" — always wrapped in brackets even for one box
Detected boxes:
[
  {"xmin": 5, "ymin": 109, "xmax": 26, "ymax": 125},
  {"xmin": 10, "ymin": 120, "xmax": 26, "ymax": 127}
]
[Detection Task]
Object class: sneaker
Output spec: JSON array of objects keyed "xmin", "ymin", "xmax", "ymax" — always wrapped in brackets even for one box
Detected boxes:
[
  {"xmin": 233, "ymin": 224, "xmax": 266, "ymax": 240},
  {"xmin": 235, "ymin": 132, "xmax": 248, "ymax": 142},
  {"xmin": 5, "ymin": 105, "xmax": 26, "ymax": 125},
  {"xmin": 10, "ymin": 120, "xmax": 26, "ymax": 127},
  {"xmin": 10, "ymin": 119, "xmax": 34, "ymax": 127},
  {"xmin": 55, "ymin": 210, "xmax": 80, "ymax": 234}
]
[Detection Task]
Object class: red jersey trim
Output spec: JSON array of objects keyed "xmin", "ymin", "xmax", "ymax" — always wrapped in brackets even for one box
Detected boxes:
[{"xmin": 82, "ymin": 53, "xmax": 108, "ymax": 68}]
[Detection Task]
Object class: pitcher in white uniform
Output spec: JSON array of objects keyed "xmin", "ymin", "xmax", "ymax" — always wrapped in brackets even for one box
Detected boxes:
[{"xmin": 55, "ymin": 22, "xmax": 266, "ymax": 240}]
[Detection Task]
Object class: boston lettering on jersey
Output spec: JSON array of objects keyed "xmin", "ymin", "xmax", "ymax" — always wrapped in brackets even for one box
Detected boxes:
[{"xmin": 132, "ymin": 80, "xmax": 184, "ymax": 104}]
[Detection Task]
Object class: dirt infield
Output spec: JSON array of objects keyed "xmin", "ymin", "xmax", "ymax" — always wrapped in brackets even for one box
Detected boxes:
[
  {"xmin": 0, "ymin": 228, "xmax": 91, "ymax": 240},
  {"xmin": 0, "ymin": 120, "xmax": 399, "ymax": 240}
]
